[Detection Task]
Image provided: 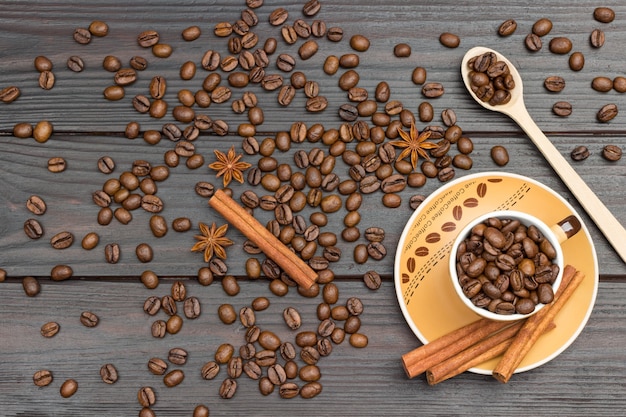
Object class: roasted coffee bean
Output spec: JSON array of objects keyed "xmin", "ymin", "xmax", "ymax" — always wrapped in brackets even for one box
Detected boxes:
[
  {"xmin": 32, "ymin": 120, "xmax": 52, "ymax": 143},
  {"xmin": 439, "ymin": 32, "xmax": 460, "ymax": 48},
  {"xmin": 130, "ymin": 56, "xmax": 148, "ymax": 71},
  {"xmin": 12, "ymin": 122, "xmax": 32, "ymax": 138},
  {"xmin": 114, "ymin": 68, "xmax": 137, "ymax": 86},
  {"xmin": 51, "ymin": 264, "xmax": 73, "ymax": 281},
  {"xmin": 33, "ymin": 370, "xmax": 53, "ymax": 387},
  {"xmin": 60, "ymin": 379, "xmax": 78, "ymax": 398},
  {"xmin": 100, "ymin": 364, "xmax": 118, "ymax": 384},
  {"xmin": 222, "ymin": 275, "xmax": 240, "ymax": 296},
  {"xmin": 104, "ymin": 243, "xmax": 120, "ymax": 264},
  {"xmin": 143, "ymin": 296, "xmax": 161, "ymax": 315},
  {"xmin": 532, "ymin": 18, "xmax": 553, "ymax": 36},
  {"xmin": 114, "ymin": 207, "xmax": 132, "ymax": 224},
  {"xmin": 602, "ymin": 144, "xmax": 622, "ymax": 161},
  {"xmin": 80, "ymin": 311, "xmax": 99, "ymax": 327},
  {"xmin": 422, "ymin": 82, "xmax": 444, "ymax": 98},
  {"xmin": 148, "ymin": 358, "xmax": 168, "ymax": 375},
  {"xmin": 490, "ymin": 145, "xmax": 509, "ymax": 166},
  {"xmin": 590, "ymin": 29, "xmax": 605, "ymax": 48},
  {"xmin": 66, "ymin": 55, "xmax": 85, "ymax": 72},
  {"xmin": 1, "ymin": 86, "xmax": 20, "ymax": 103},
  {"xmin": 594, "ymin": 7, "xmax": 615, "ymax": 23},
  {"xmin": 367, "ymin": 241, "xmax": 387, "ymax": 260},
  {"xmin": 613, "ymin": 77, "xmax": 626, "ymax": 93},
  {"xmin": 418, "ymin": 101, "xmax": 434, "ymax": 122},
  {"xmin": 338, "ymin": 70, "xmax": 360, "ymax": 91},
  {"xmin": 283, "ymin": 307, "xmax": 301, "ymax": 330},
  {"xmin": 299, "ymin": 40, "xmax": 319, "ymax": 60},
  {"xmin": 50, "ymin": 231, "xmax": 74, "ymax": 249},
  {"xmin": 89, "ymin": 20, "xmax": 109, "ymax": 37},
  {"xmin": 597, "ymin": 103, "xmax": 618, "ymax": 122},
  {"xmin": 152, "ymin": 43, "xmax": 173, "ymax": 58},
  {"xmin": 163, "ymin": 369, "xmax": 184, "ymax": 387},
  {"xmin": 269, "ymin": 7, "xmax": 288, "ymax": 25},
  {"xmin": 167, "ymin": 347, "xmax": 188, "ymax": 366},
  {"xmin": 363, "ymin": 270, "xmax": 382, "ymax": 290},
  {"xmin": 553, "ymin": 101, "xmax": 573, "ymax": 117},
  {"xmin": 73, "ymin": 27, "xmax": 91, "ymax": 44},
  {"xmin": 592, "ymin": 76, "xmax": 613, "ymax": 92},
  {"xmin": 141, "ymin": 195, "xmax": 164, "ymax": 213},
  {"xmin": 34, "ymin": 55, "xmax": 53, "ymax": 71},
  {"xmin": 219, "ymin": 378, "xmax": 237, "ymax": 399},
  {"xmin": 132, "ymin": 95, "xmax": 150, "ymax": 114},
  {"xmin": 47, "ymin": 156, "xmax": 66, "ymax": 173},
  {"xmin": 23, "ymin": 276, "xmax": 41, "ymax": 297},
  {"xmin": 569, "ymin": 52, "xmax": 585, "ymax": 71},
  {"xmin": 103, "ymin": 85, "xmax": 125, "ymax": 101},
  {"xmin": 200, "ymin": 361, "xmax": 220, "ymax": 380},
  {"xmin": 151, "ymin": 320, "xmax": 166, "ymax": 338},
  {"xmin": 498, "ymin": 19, "xmax": 517, "ymax": 36},
  {"xmin": 394, "ymin": 43, "xmax": 411, "ymax": 57},
  {"xmin": 349, "ymin": 333, "xmax": 369, "ymax": 348},
  {"xmin": 96, "ymin": 156, "xmax": 115, "ymax": 174},
  {"xmin": 41, "ymin": 321, "xmax": 60, "ymax": 338},
  {"xmin": 350, "ymin": 34, "xmax": 370, "ymax": 51},
  {"xmin": 26, "ymin": 195, "xmax": 47, "ymax": 215},
  {"xmin": 525, "ymin": 33, "xmax": 542, "ymax": 51},
  {"xmin": 166, "ymin": 314, "xmax": 183, "ymax": 334},
  {"xmin": 218, "ymin": 304, "xmax": 237, "ymax": 324},
  {"xmin": 102, "ymin": 55, "xmax": 122, "ymax": 72},
  {"xmin": 549, "ymin": 37, "xmax": 572, "ymax": 54},
  {"xmin": 182, "ymin": 296, "xmax": 201, "ymax": 319},
  {"xmin": 570, "ymin": 145, "xmax": 590, "ymax": 161},
  {"xmin": 38, "ymin": 70, "xmax": 55, "ymax": 89}
]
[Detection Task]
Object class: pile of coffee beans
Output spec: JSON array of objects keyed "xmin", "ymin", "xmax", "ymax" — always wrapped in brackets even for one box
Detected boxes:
[
  {"xmin": 454, "ymin": 216, "xmax": 560, "ymax": 316},
  {"xmin": 466, "ymin": 52, "xmax": 515, "ymax": 106}
]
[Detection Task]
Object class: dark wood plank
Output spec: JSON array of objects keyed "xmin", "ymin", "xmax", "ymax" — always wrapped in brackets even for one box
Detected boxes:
[
  {"xmin": 1, "ymin": 132, "xmax": 624, "ymax": 277},
  {"xmin": 1, "ymin": 1, "xmax": 626, "ymax": 133},
  {"xmin": 1, "ymin": 279, "xmax": 624, "ymax": 416}
]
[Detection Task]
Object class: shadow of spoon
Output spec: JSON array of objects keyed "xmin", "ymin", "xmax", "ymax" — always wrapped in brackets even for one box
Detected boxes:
[{"xmin": 461, "ymin": 46, "xmax": 626, "ymax": 264}]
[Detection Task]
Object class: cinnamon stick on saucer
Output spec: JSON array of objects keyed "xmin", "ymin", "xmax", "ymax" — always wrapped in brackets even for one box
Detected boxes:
[
  {"xmin": 209, "ymin": 189, "xmax": 318, "ymax": 289},
  {"xmin": 493, "ymin": 265, "xmax": 585, "ymax": 383},
  {"xmin": 401, "ymin": 318, "xmax": 509, "ymax": 379},
  {"xmin": 426, "ymin": 321, "xmax": 557, "ymax": 385}
]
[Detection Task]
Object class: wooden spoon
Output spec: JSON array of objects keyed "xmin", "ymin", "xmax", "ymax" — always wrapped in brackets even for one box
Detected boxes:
[{"xmin": 461, "ymin": 46, "xmax": 626, "ymax": 264}]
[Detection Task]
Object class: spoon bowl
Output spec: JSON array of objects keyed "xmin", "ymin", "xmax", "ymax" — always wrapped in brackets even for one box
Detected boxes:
[
  {"xmin": 461, "ymin": 46, "xmax": 525, "ymax": 117},
  {"xmin": 460, "ymin": 46, "xmax": 626, "ymax": 264}
]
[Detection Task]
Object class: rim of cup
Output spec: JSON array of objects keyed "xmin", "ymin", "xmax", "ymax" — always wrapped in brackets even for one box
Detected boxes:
[{"xmin": 449, "ymin": 210, "xmax": 564, "ymax": 322}]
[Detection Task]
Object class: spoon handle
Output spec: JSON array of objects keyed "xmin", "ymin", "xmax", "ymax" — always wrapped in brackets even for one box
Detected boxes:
[{"xmin": 509, "ymin": 104, "xmax": 626, "ymax": 264}]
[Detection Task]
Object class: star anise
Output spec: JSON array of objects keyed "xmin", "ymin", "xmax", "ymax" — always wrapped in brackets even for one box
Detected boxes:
[
  {"xmin": 191, "ymin": 222, "xmax": 233, "ymax": 262},
  {"xmin": 208, "ymin": 145, "xmax": 251, "ymax": 187},
  {"xmin": 390, "ymin": 122, "xmax": 438, "ymax": 169}
]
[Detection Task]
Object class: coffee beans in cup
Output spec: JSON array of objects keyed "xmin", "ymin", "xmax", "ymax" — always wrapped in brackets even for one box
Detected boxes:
[{"xmin": 451, "ymin": 211, "xmax": 565, "ymax": 319}]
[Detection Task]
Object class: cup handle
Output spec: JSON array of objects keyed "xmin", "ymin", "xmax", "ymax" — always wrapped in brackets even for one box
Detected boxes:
[{"xmin": 550, "ymin": 215, "xmax": 582, "ymax": 244}]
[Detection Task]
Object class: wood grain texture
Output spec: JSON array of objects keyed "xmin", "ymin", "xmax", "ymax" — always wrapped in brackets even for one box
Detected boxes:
[
  {"xmin": 1, "ymin": 1, "xmax": 625, "ymax": 416},
  {"xmin": 1, "ymin": 279, "xmax": 625, "ymax": 416}
]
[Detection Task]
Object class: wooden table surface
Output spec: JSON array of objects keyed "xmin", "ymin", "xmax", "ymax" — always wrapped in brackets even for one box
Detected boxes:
[{"xmin": 1, "ymin": 1, "xmax": 625, "ymax": 416}]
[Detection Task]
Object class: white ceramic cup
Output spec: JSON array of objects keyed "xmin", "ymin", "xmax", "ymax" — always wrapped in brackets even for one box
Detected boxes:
[{"xmin": 449, "ymin": 210, "xmax": 580, "ymax": 321}]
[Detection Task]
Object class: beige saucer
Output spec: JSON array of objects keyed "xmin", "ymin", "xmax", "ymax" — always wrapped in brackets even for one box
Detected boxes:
[{"xmin": 395, "ymin": 172, "xmax": 598, "ymax": 374}]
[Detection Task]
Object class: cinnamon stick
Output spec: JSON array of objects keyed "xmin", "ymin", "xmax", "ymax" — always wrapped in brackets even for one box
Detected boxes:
[
  {"xmin": 208, "ymin": 189, "xmax": 318, "ymax": 289},
  {"xmin": 401, "ymin": 318, "xmax": 509, "ymax": 379},
  {"xmin": 492, "ymin": 265, "xmax": 584, "ymax": 383},
  {"xmin": 426, "ymin": 321, "xmax": 556, "ymax": 385}
]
